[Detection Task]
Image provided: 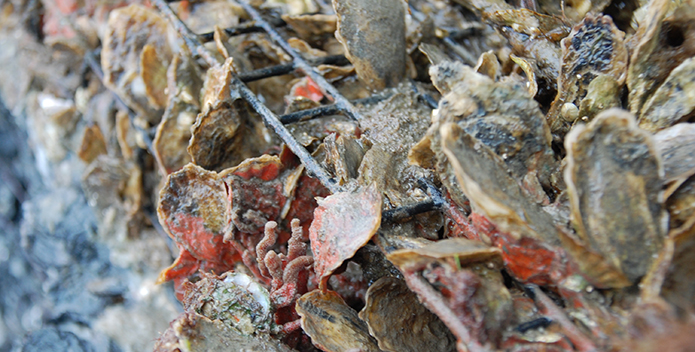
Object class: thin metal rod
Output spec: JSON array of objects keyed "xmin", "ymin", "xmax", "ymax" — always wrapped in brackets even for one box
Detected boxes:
[
  {"xmin": 280, "ymin": 105, "xmax": 341, "ymax": 124},
  {"xmin": 382, "ymin": 200, "xmax": 438, "ymax": 223},
  {"xmin": 238, "ymin": 55, "xmax": 350, "ymax": 83},
  {"xmin": 239, "ymin": 62, "xmax": 296, "ymax": 82},
  {"xmin": 198, "ymin": 18, "xmax": 287, "ymax": 42},
  {"xmin": 381, "ymin": 178, "xmax": 446, "ymax": 223},
  {"xmin": 237, "ymin": 0, "xmax": 362, "ymax": 121},
  {"xmin": 233, "ymin": 79, "xmax": 341, "ymax": 193},
  {"xmin": 279, "ymin": 94, "xmax": 390, "ymax": 124},
  {"xmin": 154, "ymin": 0, "xmax": 451, "ymax": 206},
  {"xmin": 154, "ymin": 0, "xmax": 218, "ymax": 67}
]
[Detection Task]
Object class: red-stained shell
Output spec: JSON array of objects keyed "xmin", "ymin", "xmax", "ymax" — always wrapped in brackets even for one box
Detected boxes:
[
  {"xmin": 156, "ymin": 164, "xmax": 239, "ymax": 295},
  {"xmin": 309, "ymin": 183, "xmax": 382, "ymax": 290}
]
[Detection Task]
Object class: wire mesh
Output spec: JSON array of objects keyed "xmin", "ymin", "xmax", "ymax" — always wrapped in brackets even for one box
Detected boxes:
[{"xmin": 145, "ymin": 0, "xmax": 444, "ymax": 220}]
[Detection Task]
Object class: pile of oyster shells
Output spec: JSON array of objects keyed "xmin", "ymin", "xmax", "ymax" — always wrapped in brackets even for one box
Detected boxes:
[{"xmin": 21, "ymin": 0, "xmax": 695, "ymax": 350}]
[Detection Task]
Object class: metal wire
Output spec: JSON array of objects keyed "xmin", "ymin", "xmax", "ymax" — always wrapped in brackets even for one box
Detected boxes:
[
  {"xmin": 279, "ymin": 94, "xmax": 391, "ymax": 124},
  {"xmin": 198, "ymin": 18, "xmax": 287, "ymax": 42},
  {"xmin": 238, "ymin": 55, "xmax": 350, "ymax": 83},
  {"xmin": 237, "ymin": 1, "xmax": 362, "ymax": 121}
]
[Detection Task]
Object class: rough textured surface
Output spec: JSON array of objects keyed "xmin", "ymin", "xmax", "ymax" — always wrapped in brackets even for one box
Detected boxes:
[
  {"xmin": 564, "ymin": 109, "xmax": 666, "ymax": 283},
  {"xmin": 547, "ymin": 14, "xmax": 627, "ymax": 136},
  {"xmin": 332, "ymin": 0, "xmax": 406, "ymax": 90},
  {"xmin": 296, "ymin": 290, "xmax": 381, "ymax": 352},
  {"xmin": 359, "ymin": 276, "xmax": 456, "ymax": 352},
  {"xmin": 309, "ymin": 183, "xmax": 382, "ymax": 289}
]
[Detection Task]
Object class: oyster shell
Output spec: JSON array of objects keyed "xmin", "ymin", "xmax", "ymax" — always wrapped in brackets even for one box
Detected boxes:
[
  {"xmin": 638, "ymin": 58, "xmax": 695, "ymax": 132},
  {"xmin": 417, "ymin": 62, "xmax": 558, "ymax": 210},
  {"xmin": 666, "ymin": 176, "xmax": 695, "ymax": 231},
  {"xmin": 332, "ymin": 0, "xmax": 406, "ymax": 90},
  {"xmin": 440, "ymin": 122, "xmax": 560, "ymax": 244},
  {"xmin": 359, "ymin": 277, "xmax": 456, "ymax": 352},
  {"xmin": 309, "ymin": 183, "xmax": 382, "ymax": 289},
  {"xmin": 156, "ymin": 163, "xmax": 238, "ymax": 295},
  {"xmin": 387, "ymin": 237, "xmax": 502, "ymax": 272},
  {"xmin": 564, "ymin": 108, "xmax": 667, "ymax": 283},
  {"xmin": 101, "ymin": 4, "xmax": 173, "ymax": 124},
  {"xmin": 547, "ymin": 14, "xmax": 628, "ymax": 137},
  {"xmin": 627, "ymin": 0, "xmax": 695, "ymax": 115},
  {"xmin": 182, "ymin": 272, "xmax": 274, "ymax": 335},
  {"xmin": 153, "ymin": 52, "xmax": 202, "ymax": 174},
  {"xmin": 153, "ymin": 311, "xmax": 293, "ymax": 352},
  {"xmin": 653, "ymin": 123, "xmax": 695, "ymax": 194},
  {"xmin": 188, "ymin": 58, "xmax": 271, "ymax": 172},
  {"xmin": 77, "ymin": 124, "xmax": 107, "ymax": 164},
  {"xmin": 296, "ymin": 289, "xmax": 381, "ymax": 352}
]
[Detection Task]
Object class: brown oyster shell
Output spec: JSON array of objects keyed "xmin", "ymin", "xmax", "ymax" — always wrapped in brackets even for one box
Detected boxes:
[
  {"xmin": 485, "ymin": 10, "xmax": 564, "ymax": 103},
  {"xmin": 188, "ymin": 58, "xmax": 271, "ymax": 172},
  {"xmin": 296, "ymin": 290, "xmax": 381, "ymax": 352},
  {"xmin": 419, "ymin": 62, "xmax": 558, "ymax": 210},
  {"xmin": 653, "ymin": 123, "xmax": 695, "ymax": 196},
  {"xmin": 359, "ymin": 277, "xmax": 456, "ymax": 352},
  {"xmin": 564, "ymin": 108, "xmax": 667, "ymax": 284},
  {"xmin": 101, "ymin": 4, "xmax": 173, "ymax": 124},
  {"xmin": 627, "ymin": 0, "xmax": 695, "ymax": 115},
  {"xmin": 547, "ymin": 14, "xmax": 628, "ymax": 137},
  {"xmin": 661, "ymin": 220, "xmax": 695, "ymax": 312},
  {"xmin": 386, "ymin": 237, "xmax": 502, "ymax": 272},
  {"xmin": 666, "ymin": 175, "xmax": 695, "ymax": 231},
  {"xmin": 332, "ymin": 0, "xmax": 406, "ymax": 90},
  {"xmin": 638, "ymin": 58, "xmax": 695, "ymax": 132},
  {"xmin": 440, "ymin": 122, "xmax": 560, "ymax": 244},
  {"xmin": 78, "ymin": 124, "xmax": 107, "ymax": 164}
]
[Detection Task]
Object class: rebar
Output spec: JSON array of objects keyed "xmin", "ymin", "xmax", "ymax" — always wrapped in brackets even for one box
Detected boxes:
[{"xmin": 279, "ymin": 94, "xmax": 390, "ymax": 124}]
